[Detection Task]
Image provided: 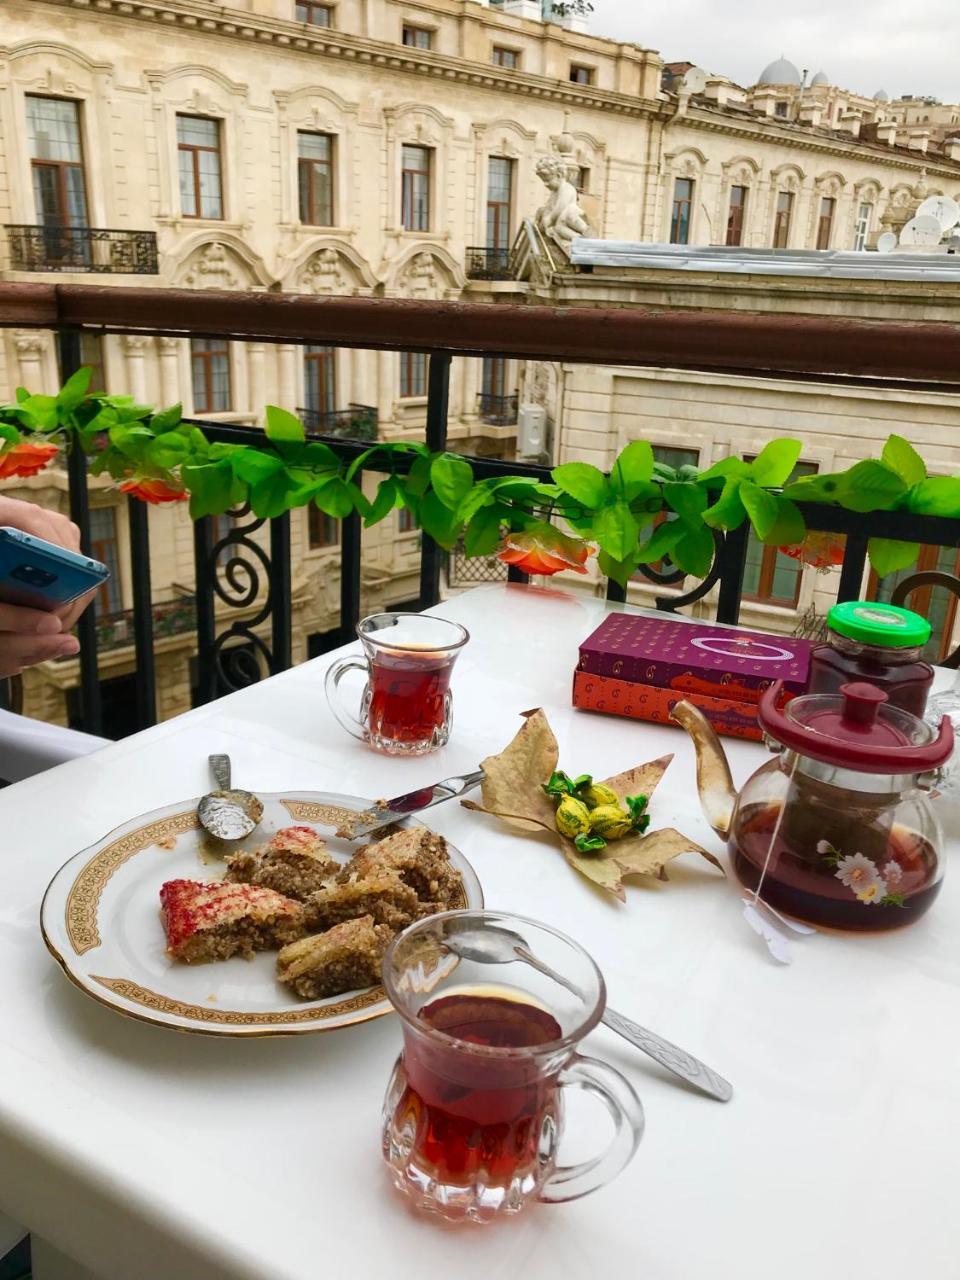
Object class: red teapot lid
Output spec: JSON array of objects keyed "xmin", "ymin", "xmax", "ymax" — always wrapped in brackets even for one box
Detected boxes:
[{"xmin": 758, "ymin": 680, "xmax": 954, "ymax": 773}]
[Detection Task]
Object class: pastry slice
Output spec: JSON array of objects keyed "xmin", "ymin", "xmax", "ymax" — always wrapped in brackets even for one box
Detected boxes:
[
  {"xmin": 277, "ymin": 916, "xmax": 392, "ymax": 1000},
  {"xmin": 160, "ymin": 878, "xmax": 304, "ymax": 964},
  {"xmin": 338, "ymin": 826, "xmax": 463, "ymax": 908},
  {"xmin": 224, "ymin": 825, "xmax": 339, "ymax": 901},
  {"xmin": 303, "ymin": 872, "xmax": 423, "ymax": 934}
]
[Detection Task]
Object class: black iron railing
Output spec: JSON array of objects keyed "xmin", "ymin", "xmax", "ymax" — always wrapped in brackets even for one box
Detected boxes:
[
  {"xmin": 1, "ymin": 282, "xmax": 959, "ymax": 738},
  {"xmin": 4, "ymin": 226, "xmax": 159, "ymax": 274},
  {"xmin": 92, "ymin": 594, "xmax": 196, "ymax": 654},
  {"xmin": 477, "ymin": 392, "xmax": 518, "ymax": 425},
  {"xmin": 465, "ymin": 246, "xmax": 513, "ymax": 280},
  {"xmin": 297, "ymin": 404, "xmax": 378, "ymax": 440}
]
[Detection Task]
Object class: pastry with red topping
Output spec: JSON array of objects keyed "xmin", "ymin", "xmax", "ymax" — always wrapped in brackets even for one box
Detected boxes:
[
  {"xmin": 160, "ymin": 878, "xmax": 304, "ymax": 964},
  {"xmin": 277, "ymin": 915, "xmax": 392, "ymax": 1000},
  {"xmin": 224, "ymin": 825, "xmax": 338, "ymax": 901}
]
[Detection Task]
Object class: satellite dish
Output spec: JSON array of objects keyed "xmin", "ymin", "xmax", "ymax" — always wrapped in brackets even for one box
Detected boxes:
[
  {"xmin": 681, "ymin": 66, "xmax": 708, "ymax": 95},
  {"xmin": 916, "ymin": 194, "xmax": 960, "ymax": 232},
  {"xmin": 900, "ymin": 214, "xmax": 944, "ymax": 246},
  {"xmin": 877, "ymin": 231, "xmax": 897, "ymax": 254}
]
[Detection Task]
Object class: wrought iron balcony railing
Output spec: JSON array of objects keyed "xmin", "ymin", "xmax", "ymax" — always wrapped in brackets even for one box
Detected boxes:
[
  {"xmin": 4, "ymin": 226, "xmax": 159, "ymax": 274},
  {"xmin": 465, "ymin": 246, "xmax": 513, "ymax": 280},
  {"xmin": 0, "ymin": 281, "xmax": 959, "ymax": 740},
  {"xmin": 296, "ymin": 404, "xmax": 378, "ymax": 441},
  {"xmin": 477, "ymin": 392, "xmax": 518, "ymax": 425},
  {"xmin": 93, "ymin": 595, "xmax": 196, "ymax": 654}
]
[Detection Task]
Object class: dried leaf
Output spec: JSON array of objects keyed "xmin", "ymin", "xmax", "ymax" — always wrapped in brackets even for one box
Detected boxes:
[
  {"xmin": 669, "ymin": 701, "xmax": 737, "ymax": 839},
  {"xmin": 472, "ymin": 708, "xmax": 559, "ymax": 833},
  {"xmin": 560, "ymin": 827, "xmax": 723, "ymax": 901},
  {"xmin": 464, "ymin": 710, "xmax": 723, "ymax": 901}
]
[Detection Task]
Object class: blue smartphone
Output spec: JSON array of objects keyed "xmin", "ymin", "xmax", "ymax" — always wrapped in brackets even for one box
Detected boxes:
[{"xmin": 0, "ymin": 527, "xmax": 110, "ymax": 611}]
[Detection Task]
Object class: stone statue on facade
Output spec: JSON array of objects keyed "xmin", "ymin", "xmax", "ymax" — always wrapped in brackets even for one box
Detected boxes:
[{"xmin": 535, "ymin": 155, "xmax": 589, "ymax": 252}]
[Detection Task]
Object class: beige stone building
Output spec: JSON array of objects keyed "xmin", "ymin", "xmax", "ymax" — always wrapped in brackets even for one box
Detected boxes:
[{"xmin": 1, "ymin": 0, "xmax": 959, "ymax": 732}]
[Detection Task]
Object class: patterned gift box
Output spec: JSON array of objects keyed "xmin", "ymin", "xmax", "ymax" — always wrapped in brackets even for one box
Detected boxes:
[
  {"xmin": 577, "ymin": 613, "xmax": 811, "ymax": 703},
  {"xmin": 572, "ymin": 669, "xmax": 764, "ymax": 741}
]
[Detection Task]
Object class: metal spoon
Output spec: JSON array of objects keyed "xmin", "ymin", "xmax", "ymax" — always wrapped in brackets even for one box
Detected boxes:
[
  {"xmin": 197, "ymin": 754, "xmax": 264, "ymax": 842},
  {"xmin": 443, "ymin": 923, "xmax": 733, "ymax": 1103}
]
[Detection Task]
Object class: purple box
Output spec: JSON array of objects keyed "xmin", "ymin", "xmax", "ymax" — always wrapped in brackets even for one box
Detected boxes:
[{"xmin": 577, "ymin": 613, "xmax": 811, "ymax": 704}]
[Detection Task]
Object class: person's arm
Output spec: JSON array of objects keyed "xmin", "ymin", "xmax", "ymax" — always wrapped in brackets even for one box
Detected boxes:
[{"xmin": 0, "ymin": 496, "xmax": 96, "ymax": 677}]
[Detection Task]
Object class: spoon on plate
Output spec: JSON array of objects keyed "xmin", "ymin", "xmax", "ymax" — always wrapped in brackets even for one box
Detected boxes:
[
  {"xmin": 197, "ymin": 754, "xmax": 264, "ymax": 842},
  {"xmin": 443, "ymin": 922, "xmax": 733, "ymax": 1103}
]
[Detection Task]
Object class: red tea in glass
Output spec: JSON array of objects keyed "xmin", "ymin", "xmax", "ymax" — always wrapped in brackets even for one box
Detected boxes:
[
  {"xmin": 325, "ymin": 613, "xmax": 469, "ymax": 755},
  {"xmin": 381, "ymin": 911, "xmax": 644, "ymax": 1223}
]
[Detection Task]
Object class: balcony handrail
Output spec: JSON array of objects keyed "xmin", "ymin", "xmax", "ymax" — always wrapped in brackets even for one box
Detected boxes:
[{"xmin": 2, "ymin": 281, "xmax": 960, "ymax": 388}]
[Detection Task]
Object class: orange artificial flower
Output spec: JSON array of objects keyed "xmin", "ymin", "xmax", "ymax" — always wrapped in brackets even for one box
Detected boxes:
[
  {"xmin": 779, "ymin": 532, "xmax": 845, "ymax": 571},
  {"xmin": 0, "ymin": 441, "xmax": 59, "ymax": 479},
  {"xmin": 120, "ymin": 477, "xmax": 188, "ymax": 505},
  {"xmin": 498, "ymin": 525, "xmax": 593, "ymax": 576}
]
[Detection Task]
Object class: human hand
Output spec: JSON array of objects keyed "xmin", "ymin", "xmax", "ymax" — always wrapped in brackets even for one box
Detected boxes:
[
  {"xmin": 0, "ymin": 603, "xmax": 80, "ymax": 678},
  {"xmin": 0, "ymin": 494, "xmax": 81, "ymax": 552},
  {"xmin": 0, "ymin": 496, "xmax": 96, "ymax": 676}
]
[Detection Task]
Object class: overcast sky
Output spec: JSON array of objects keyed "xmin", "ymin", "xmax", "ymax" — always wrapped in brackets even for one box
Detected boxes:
[{"xmin": 588, "ymin": 0, "xmax": 957, "ymax": 102}]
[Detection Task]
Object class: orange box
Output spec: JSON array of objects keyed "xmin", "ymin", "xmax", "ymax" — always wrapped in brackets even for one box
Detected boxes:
[{"xmin": 572, "ymin": 669, "xmax": 763, "ymax": 742}]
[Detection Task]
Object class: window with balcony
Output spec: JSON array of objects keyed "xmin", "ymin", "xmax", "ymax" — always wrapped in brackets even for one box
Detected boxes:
[
  {"xmin": 853, "ymin": 201, "xmax": 873, "ymax": 251},
  {"xmin": 89, "ymin": 507, "xmax": 122, "ymax": 614},
  {"xmin": 726, "ymin": 185, "xmax": 747, "ymax": 246},
  {"xmin": 670, "ymin": 178, "xmax": 694, "ymax": 244},
  {"xmin": 26, "ymin": 96, "xmax": 89, "ymax": 232},
  {"xmin": 486, "ymin": 156, "xmax": 514, "ymax": 250},
  {"xmin": 400, "ymin": 351, "xmax": 427, "ymax": 398},
  {"xmin": 773, "ymin": 190, "xmax": 793, "ymax": 248},
  {"xmin": 190, "ymin": 338, "xmax": 232, "ymax": 413},
  {"xmin": 304, "ymin": 345, "xmax": 336, "ymax": 419},
  {"xmin": 402, "ymin": 25, "xmax": 432, "ymax": 48},
  {"xmin": 816, "ymin": 196, "xmax": 836, "ymax": 250},
  {"xmin": 296, "ymin": 3, "xmax": 332, "ymax": 24},
  {"xmin": 570, "ymin": 64, "xmax": 594, "ymax": 85},
  {"xmin": 298, "ymin": 131, "xmax": 334, "ymax": 226},
  {"xmin": 308, "ymin": 506, "xmax": 340, "ymax": 549},
  {"xmin": 401, "ymin": 144, "xmax": 431, "ymax": 231},
  {"xmin": 742, "ymin": 460, "xmax": 818, "ymax": 606},
  {"xmin": 177, "ymin": 116, "xmax": 223, "ymax": 220},
  {"xmin": 492, "ymin": 46, "xmax": 520, "ymax": 69}
]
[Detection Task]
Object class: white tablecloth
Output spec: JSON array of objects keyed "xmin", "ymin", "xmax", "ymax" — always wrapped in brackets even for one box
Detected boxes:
[{"xmin": 1, "ymin": 584, "xmax": 958, "ymax": 1280}]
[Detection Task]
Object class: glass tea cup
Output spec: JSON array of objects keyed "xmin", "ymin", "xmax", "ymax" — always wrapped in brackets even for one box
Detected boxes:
[
  {"xmin": 380, "ymin": 910, "xmax": 645, "ymax": 1222},
  {"xmin": 324, "ymin": 613, "xmax": 469, "ymax": 755}
]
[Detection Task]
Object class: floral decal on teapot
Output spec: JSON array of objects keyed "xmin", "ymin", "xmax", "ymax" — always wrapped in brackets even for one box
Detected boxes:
[{"xmin": 817, "ymin": 841, "xmax": 905, "ymax": 907}]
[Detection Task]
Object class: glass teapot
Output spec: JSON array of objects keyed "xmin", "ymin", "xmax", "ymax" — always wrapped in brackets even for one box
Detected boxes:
[{"xmin": 675, "ymin": 680, "xmax": 954, "ymax": 932}]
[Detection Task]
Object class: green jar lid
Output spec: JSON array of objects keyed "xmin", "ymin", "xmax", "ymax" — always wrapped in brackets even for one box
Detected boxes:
[{"xmin": 827, "ymin": 600, "xmax": 931, "ymax": 648}]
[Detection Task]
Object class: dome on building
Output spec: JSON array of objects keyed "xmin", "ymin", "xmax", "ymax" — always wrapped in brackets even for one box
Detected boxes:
[
  {"xmin": 757, "ymin": 56, "xmax": 802, "ymax": 87},
  {"xmin": 874, "ymin": 89, "xmax": 890, "ymax": 102},
  {"xmin": 810, "ymin": 70, "xmax": 829, "ymax": 87}
]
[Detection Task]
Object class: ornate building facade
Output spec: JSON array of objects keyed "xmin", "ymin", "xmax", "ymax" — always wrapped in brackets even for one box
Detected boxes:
[{"xmin": 1, "ymin": 0, "xmax": 959, "ymax": 731}]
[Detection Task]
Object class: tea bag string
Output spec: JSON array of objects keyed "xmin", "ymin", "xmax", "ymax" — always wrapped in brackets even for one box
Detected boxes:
[{"xmin": 751, "ymin": 751, "xmax": 801, "ymax": 906}]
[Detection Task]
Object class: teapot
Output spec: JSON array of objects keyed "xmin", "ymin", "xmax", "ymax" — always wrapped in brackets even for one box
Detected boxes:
[{"xmin": 673, "ymin": 680, "xmax": 954, "ymax": 932}]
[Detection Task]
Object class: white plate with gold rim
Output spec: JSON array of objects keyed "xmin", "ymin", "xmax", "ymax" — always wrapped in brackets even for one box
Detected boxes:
[{"xmin": 41, "ymin": 791, "xmax": 483, "ymax": 1037}]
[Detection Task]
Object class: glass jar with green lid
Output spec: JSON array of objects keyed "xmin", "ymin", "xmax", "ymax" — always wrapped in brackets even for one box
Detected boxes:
[{"xmin": 808, "ymin": 600, "xmax": 934, "ymax": 716}]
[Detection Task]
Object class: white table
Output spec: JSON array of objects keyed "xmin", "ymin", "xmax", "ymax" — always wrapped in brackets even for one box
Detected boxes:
[{"xmin": 2, "ymin": 583, "xmax": 958, "ymax": 1280}]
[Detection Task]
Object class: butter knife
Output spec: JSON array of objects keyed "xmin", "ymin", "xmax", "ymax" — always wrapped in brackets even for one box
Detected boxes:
[{"xmin": 342, "ymin": 769, "xmax": 486, "ymax": 840}]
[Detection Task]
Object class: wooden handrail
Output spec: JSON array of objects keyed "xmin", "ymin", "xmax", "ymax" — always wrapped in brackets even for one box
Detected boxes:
[{"xmin": 0, "ymin": 281, "xmax": 958, "ymax": 386}]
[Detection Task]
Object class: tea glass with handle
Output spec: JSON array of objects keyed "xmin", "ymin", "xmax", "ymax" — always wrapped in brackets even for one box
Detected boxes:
[
  {"xmin": 324, "ymin": 612, "xmax": 469, "ymax": 756},
  {"xmin": 381, "ymin": 909, "xmax": 645, "ymax": 1222}
]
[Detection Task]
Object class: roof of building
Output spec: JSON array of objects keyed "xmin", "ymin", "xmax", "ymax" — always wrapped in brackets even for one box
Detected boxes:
[
  {"xmin": 810, "ymin": 70, "xmax": 830, "ymax": 87},
  {"xmin": 757, "ymin": 56, "xmax": 802, "ymax": 87},
  {"xmin": 875, "ymin": 89, "xmax": 890, "ymax": 102}
]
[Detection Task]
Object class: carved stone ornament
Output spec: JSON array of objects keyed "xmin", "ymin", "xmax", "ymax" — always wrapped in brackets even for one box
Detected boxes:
[
  {"xmin": 13, "ymin": 331, "xmax": 46, "ymax": 357},
  {"xmin": 120, "ymin": 335, "xmax": 150, "ymax": 354},
  {"xmin": 183, "ymin": 242, "xmax": 240, "ymax": 289},
  {"xmin": 400, "ymin": 251, "xmax": 440, "ymax": 299},
  {"xmin": 300, "ymin": 248, "xmax": 347, "ymax": 294},
  {"xmin": 534, "ymin": 154, "xmax": 590, "ymax": 252}
]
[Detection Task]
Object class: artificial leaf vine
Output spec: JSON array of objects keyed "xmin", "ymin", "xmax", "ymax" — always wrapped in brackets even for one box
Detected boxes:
[{"xmin": 0, "ymin": 368, "xmax": 954, "ymax": 582}]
